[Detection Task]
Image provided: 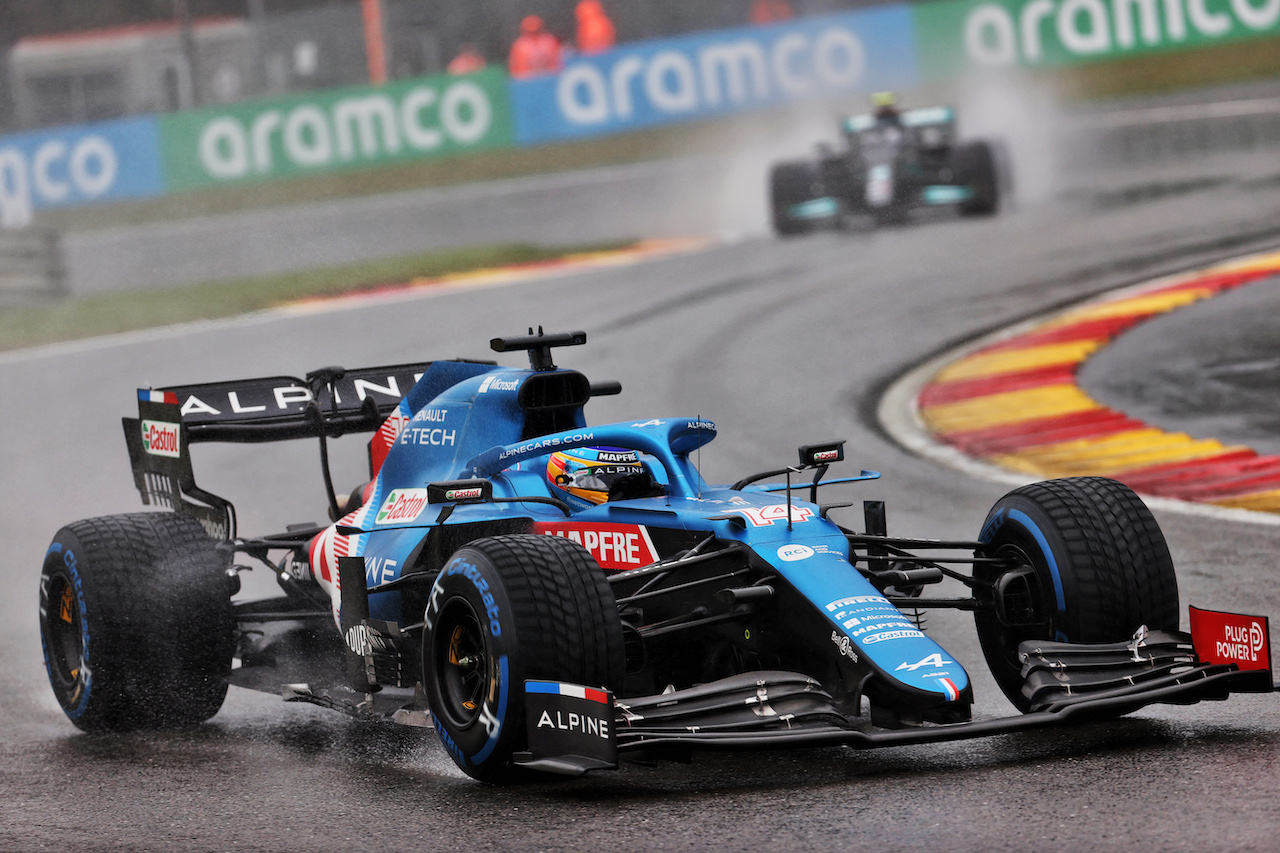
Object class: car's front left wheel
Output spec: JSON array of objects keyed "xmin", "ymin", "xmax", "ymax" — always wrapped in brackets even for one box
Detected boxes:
[
  {"xmin": 952, "ymin": 141, "xmax": 1000, "ymax": 216},
  {"xmin": 422, "ymin": 534, "xmax": 625, "ymax": 782},
  {"xmin": 973, "ymin": 477, "xmax": 1179, "ymax": 712}
]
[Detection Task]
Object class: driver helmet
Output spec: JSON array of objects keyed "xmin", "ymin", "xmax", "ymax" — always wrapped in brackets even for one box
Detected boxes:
[
  {"xmin": 547, "ymin": 447, "xmax": 653, "ymax": 509},
  {"xmin": 871, "ymin": 91, "xmax": 900, "ymax": 122}
]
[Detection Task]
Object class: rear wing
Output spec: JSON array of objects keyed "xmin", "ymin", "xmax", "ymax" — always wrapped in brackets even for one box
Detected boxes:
[
  {"xmin": 155, "ymin": 361, "xmax": 440, "ymax": 444},
  {"xmin": 901, "ymin": 106, "xmax": 955, "ymax": 128},
  {"xmin": 122, "ymin": 360, "xmax": 493, "ymax": 538},
  {"xmin": 844, "ymin": 107, "xmax": 956, "ymax": 136}
]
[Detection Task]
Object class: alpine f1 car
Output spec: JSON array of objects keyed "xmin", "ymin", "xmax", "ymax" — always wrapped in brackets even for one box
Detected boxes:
[
  {"xmin": 40, "ymin": 330, "xmax": 1274, "ymax": 782},
  {"xmin": 770, "ymin": 105, "xmax": 1002, "ymax": 235}
]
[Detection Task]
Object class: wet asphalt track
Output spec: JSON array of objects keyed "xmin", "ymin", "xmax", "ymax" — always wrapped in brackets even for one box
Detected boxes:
[{"xmin": 5, "ymin": 132, "xmax": 1280, "ymax": 850}]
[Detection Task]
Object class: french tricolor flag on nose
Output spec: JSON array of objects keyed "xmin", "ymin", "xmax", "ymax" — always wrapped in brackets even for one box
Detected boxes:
[
  {"xmin": 938, "ymin": 678, "xmax": 960, "ymax": 702},
  {"xmin": 526, "ymin": 681, "xmax": 610, "ymax": 704},
  {"xmin": 138, "ymin": 389, "xmax": 179, "ymax": 404}
]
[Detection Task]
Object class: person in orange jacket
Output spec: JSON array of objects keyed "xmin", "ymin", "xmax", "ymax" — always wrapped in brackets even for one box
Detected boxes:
[
  {"xmin": 447, "ymin": 43, "xmax": 487, "ymax": 75},
  {"xmin": 508, "ymin": 15, "xmax": 563, "ymax": 78},
  {"xmin": 750, "ymin": 0, "xmax": 794, "ymax": 24},
  {"xmin": 575, "ymin": 0, "xmax": 616, "ymax": 54}
]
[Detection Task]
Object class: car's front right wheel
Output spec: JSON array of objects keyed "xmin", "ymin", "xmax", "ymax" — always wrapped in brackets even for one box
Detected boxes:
[{"xmin": 769, "ymin": 160, "xmax": 825, "ymax": 236}]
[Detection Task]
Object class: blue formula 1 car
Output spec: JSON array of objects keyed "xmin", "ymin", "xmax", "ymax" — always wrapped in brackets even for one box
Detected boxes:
[{"xmin": 39, "ymin": 330, "xmax": 1274, "ymax": 782}]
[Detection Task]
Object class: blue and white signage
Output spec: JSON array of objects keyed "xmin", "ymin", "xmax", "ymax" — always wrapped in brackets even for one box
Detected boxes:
[
  {"xmin": 0, "ymin": 117, "xmax": 164, "ymax": 227},
  {"xmin": 511, "ymin": 7, "xmax": 920, "ymax": 144}
]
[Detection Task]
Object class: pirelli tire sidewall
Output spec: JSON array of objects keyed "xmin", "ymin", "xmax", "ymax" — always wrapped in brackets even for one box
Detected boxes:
[
  {"xmin": 422, "ymin": 534, "xmax": 625, "ymax": 782},
  {"xmin": 974, "ymin": 488, "xmax": 1085, "ymax": 712},
  {"xmin": 40, "ymin": 537, "xmax": 94, "ymax": 722},
  {"xmin": 979, "ymin": 494, "xmax": 1086, "ymax": 639},
  {"xmin": 423, "ymin": 546, "xmax": 525, "ymax": 778}
]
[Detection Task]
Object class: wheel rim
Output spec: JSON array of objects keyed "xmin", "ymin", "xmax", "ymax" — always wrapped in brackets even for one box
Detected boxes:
[
  {"xmin": 432, "ymin": 597, "xmax": 490, "ymax": 730},
  {"xmin": 979, "ymin": 542, "xmax": 1054, "ymax": 684},
  {"xmin": 44, "ymin": 572, "xmax": 84, "ymax": 690}
]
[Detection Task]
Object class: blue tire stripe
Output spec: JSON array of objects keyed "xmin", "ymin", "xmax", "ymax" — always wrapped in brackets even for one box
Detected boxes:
[
  {"xmin": 470, "ymin": 655, "xmax": 509, "ymax": 764},
  {"xmin": 45, "ymin": 542, "xmax": 92, "ymax": 718},
  {"xmin": 1008, "ymin": 508, "xmax": 1065, "ymax": 614}
]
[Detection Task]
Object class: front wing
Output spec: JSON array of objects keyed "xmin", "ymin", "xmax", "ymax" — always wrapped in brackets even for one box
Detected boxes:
[{"xmin": 517, "ymin": 626, "xmax": 1274, "ymax": 776}]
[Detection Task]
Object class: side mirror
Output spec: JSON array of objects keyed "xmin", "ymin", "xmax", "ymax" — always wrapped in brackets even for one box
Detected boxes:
[
  {"xmin": 799, "ymin": 441, "xmax": 845, "ymax": 467},
  {"xmin": 427, "ymin": 480, "xmax": 493, "ymax": 504}
]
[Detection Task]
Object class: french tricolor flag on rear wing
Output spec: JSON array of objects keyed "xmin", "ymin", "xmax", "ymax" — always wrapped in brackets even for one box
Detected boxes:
[{"xmin": 138, "ymin": 389, "xmax": 179, "ymax": 405}]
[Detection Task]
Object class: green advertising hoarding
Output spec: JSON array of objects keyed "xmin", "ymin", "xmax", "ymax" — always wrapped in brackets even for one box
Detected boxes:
[
  {"xmin": 912, "ymin": 0, "xmax": 1280, "ymax": 76},
  {"xmin": 159, "ymin": 68, "xmax": 515, "ymax": 191}
]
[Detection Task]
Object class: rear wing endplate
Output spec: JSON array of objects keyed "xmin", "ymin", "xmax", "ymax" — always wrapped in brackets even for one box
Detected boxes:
[{"xmin": 123, "ymin": 390, "xmax": 236, "ymax": 540}]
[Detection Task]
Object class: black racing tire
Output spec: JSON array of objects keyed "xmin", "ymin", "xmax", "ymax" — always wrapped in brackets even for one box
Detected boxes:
[
  {"xmin": 423, "ymin": 534, "xmax": 625, "ymax": 783},
  {"xmin": 39, "ymin": 512, "xmax": 235, "ymax": 731},
  {"xmin": 974, "ymin": 477, "xmax": 1179, "ymax": 712},
  {"xmin": 952, "ymin": 141, "xmax": 999, "ymax": 216},
  {"xmin": 770, "ymin": 160, "xmax": 824, "ymax": 236}
]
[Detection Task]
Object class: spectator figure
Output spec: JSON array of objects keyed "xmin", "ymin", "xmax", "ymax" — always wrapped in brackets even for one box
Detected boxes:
[
  {"xmin": 575, "ymin": 0, "xmax": 616, "ymax": 54},
  {"xmin": 447, "ymin": 43, "xmax": 487, "ymax": 75},
  {"xmin": 508, "ymin": 15, "xmax": 563, "ymax": 78},
  {"xmin": 750, "ymin": 0, "xmax": 795, "ymax": 24}
]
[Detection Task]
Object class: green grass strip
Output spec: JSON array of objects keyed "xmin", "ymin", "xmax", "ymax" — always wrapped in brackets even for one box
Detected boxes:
[{"xmin": 0, "ymin": 241, "xmax": 632, "ymax": 353}]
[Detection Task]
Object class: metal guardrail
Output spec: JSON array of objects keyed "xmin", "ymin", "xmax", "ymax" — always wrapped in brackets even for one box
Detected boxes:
[
  {"xmin": 0, "ymin": 228, "xmax": 64, "ymax": 300},
  {"xmin": 1077, "ymin": 97, "xmax": 1280, "ymax": 127},
  {"xmin": 1073, "ymin": 97, "xmax": 1280, "ymax": 165}
]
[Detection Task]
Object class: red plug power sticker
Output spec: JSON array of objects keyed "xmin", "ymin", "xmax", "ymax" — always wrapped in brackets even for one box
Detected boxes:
[{"xmin": 1189, "ymin": 607, "xmax": 1271, "ymax": 672}]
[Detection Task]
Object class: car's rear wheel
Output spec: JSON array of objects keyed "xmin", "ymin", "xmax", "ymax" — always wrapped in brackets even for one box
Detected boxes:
[
  {"xmin": 39, "ymin": 512, "xmax": 235, "ymax": 731},
  {"xmin": 973, "ymin": 477, "xmax": 1179, "ymax": 712},
  {"xmin": 423, "ymin": 534, "xmax": 625, "ymax": 782}
]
